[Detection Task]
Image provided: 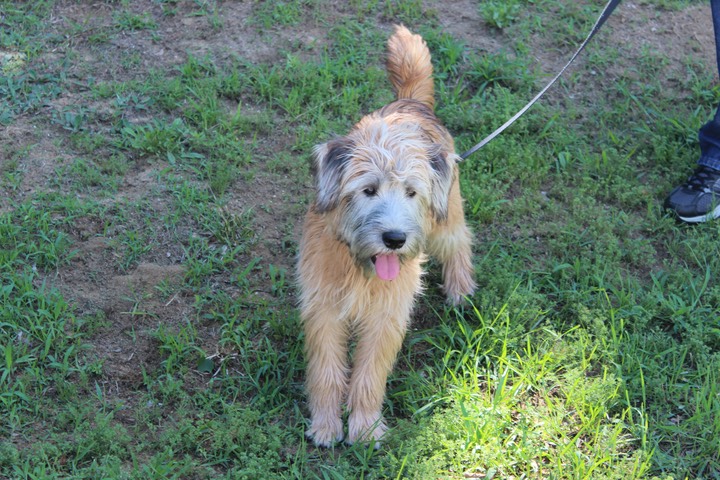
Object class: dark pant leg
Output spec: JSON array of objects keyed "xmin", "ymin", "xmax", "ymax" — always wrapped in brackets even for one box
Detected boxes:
[{"xmin": 697, "ymin": 0, "xmax": 720, "ymax": 169}]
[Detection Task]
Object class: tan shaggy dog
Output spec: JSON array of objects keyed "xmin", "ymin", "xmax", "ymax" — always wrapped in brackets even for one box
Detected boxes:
[{"xmin": 298, "ymin": 25, "xmax": 476, "ymax": 447}]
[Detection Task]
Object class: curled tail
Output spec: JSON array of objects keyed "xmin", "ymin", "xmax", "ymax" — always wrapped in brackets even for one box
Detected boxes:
[{"xmin": 386, "ymin": 25, "xmax": 435, "ymax": 110}]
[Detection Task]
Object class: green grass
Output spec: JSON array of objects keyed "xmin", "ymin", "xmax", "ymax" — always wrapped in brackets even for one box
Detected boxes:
[{"xmin": 0, "ymin": 0, "xmax": 718, "ymax": 478}]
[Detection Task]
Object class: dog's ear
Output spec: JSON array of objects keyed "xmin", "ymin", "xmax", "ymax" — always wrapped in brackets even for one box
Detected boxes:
[
  {"xmin": 428, "ymin": 145, "xmax": 456, "ymax": 222},
  {"xmin": 313, "ymin": 138, "xmax": 354, "ymax": 213}
]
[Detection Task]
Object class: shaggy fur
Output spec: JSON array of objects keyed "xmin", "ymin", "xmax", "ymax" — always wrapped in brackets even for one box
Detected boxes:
[{"xmin": 298, "ymin": 25, "xmax": 475, "ymax": 447}]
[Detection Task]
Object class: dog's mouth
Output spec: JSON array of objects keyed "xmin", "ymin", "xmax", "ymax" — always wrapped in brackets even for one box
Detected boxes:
[{"xmin": 371, "ymin": 253, "xmax": 401, "ymax": 281}]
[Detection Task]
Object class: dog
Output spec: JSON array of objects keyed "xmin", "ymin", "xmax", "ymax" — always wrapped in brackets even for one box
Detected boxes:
[{"xmin": 297, "ymin": 25, "xmax": 475, "ymax": 447}]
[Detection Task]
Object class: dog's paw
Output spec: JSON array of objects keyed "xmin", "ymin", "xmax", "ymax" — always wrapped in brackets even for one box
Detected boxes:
[
  {"xmin": 307, "ymin": 416, "xmax": 344, "ymax": 447},
  {"xmin": 445, "ymin": 282, "xmax": 475, "ymax": 306},
  {"xmin": 346, "ymin": 412, "xmax": 387, "ymax": 449}
]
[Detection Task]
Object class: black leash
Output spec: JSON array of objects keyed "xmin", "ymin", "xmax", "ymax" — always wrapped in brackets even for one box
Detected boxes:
[{"xmin": 459, "ymin": 0, "xmax": 623, "ymax": 161}]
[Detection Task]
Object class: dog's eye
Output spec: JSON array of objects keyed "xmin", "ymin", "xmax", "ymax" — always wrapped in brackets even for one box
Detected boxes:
[
  {"xmin": 363, "ymin": 187, "xmax": 377, "ymax": 197},
  {"xmin": 406, "ymin": 189, "xmax": 416, "ymax": 198}
]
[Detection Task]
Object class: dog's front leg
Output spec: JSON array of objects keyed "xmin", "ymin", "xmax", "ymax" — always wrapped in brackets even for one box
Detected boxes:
[
  {"xmin": 346, "ymin": 308, "xmax": 409, "ymax": 447},
  {"xmin": 428, "ymin": 176, "xmax": 476, "ymax": 305},
  {"xmin": 304, "ymin": 310, "xmax": 350, "ymax": 447}
]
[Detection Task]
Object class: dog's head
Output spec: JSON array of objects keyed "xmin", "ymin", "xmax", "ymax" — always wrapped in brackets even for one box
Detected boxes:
[{"xmin": 312, "ymin": 120, "xmax": 455, "ymax": 280}]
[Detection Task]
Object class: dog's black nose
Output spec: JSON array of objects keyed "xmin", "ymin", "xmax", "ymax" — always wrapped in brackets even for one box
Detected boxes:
[{"xmin": 382, "ymin": 230, "xmax": 406, "ymax": 250}]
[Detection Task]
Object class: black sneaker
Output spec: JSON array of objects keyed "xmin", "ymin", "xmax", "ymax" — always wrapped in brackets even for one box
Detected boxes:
[{"xmin": 664, "ymin": 165, "xmax": 720, "ymax": 223}]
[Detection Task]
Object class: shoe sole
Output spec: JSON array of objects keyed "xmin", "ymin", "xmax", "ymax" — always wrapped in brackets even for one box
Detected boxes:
[{"xmin": 677, "ymin": 203, "xmax": 720, "ymax": 223}]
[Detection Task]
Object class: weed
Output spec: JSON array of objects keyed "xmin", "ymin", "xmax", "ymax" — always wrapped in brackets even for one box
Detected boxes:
[
  {"xmin": 0, "ymin": 69, "xmax": 64, "ymax": 124},
  {"xmin": 268, "ymin": 264, "xmax": 287, "ymax": 298},
  {"xmin": 480, "ymin": 0, "xmax": 522, "ymax": 29},
  {"xmin": 119, "ymin": 118, "xmax": 189, "ymax": 157},
  {"xmin": 382, "ymin": 0, "xmax": 429, "ymax": 24},
  {"xmin": 113, "ymin": 11, "xmax": 157, "ymax": 31},
  {"xmin": 255, "ymin": 0, "xmax": 312, "ymax": 29}
]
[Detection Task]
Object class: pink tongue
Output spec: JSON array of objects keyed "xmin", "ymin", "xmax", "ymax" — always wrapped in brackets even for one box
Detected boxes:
[{"xmin": 375, "ymin": 254, "xmax": 400, "ymax": 281}]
